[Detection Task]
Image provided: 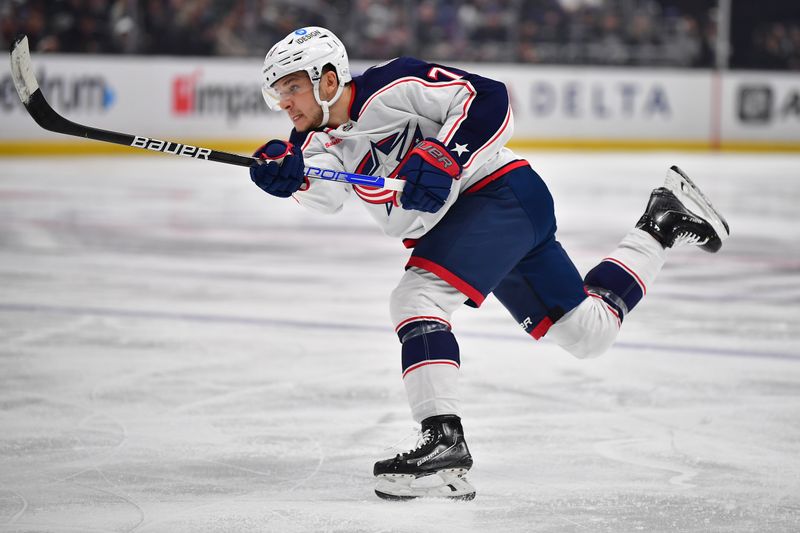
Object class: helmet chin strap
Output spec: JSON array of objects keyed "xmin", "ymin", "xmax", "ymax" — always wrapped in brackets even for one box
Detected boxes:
[{"xmin": 313, "ymin": 81, "xmax": 345, "ymax": 128}]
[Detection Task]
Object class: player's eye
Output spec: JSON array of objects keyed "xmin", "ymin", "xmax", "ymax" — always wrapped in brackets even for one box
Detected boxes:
[{"xmin": 277, "ymin": 83, "xmax": 305, "ymax": 100}]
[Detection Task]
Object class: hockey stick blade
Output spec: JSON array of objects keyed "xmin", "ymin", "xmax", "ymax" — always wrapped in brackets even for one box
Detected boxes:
[{"xmin": 8, "ymin": 35, "xmax": 404, "ymax": 192}]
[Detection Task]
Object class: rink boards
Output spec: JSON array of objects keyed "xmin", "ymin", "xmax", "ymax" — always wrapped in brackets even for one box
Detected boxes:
[{"xmin": 0, "ymin": 55, "xmax": 798, "ymax": 154}]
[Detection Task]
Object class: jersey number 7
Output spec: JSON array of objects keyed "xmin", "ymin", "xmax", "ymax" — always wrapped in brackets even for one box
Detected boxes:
[{"xmin": 427, "ymin": 67, "xmax": 462, "ymax": 81}]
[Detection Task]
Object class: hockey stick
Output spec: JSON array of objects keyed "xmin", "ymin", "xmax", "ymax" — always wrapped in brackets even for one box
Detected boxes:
[{"xmin": 8, "ymin": 36, "xmax": 405, "ymax": 192}]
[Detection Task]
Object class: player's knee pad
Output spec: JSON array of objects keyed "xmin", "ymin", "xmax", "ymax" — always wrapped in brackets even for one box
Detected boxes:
[
  {"xmin": 397, "ymin": 320, "xmax": 460, "ymax": 377},
  {"xmin": 390, "ymin": 268, "xmax": 463, "ymax": 332},
  {"xmin": 547, "ymin": 297, "xmax": 620, "ymax": 359},
  {"xmin": 567, "ymin": 329, "xmax": 618, "ymax": 359}
]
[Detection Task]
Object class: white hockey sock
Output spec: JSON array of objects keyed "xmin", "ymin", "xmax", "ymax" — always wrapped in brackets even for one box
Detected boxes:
[
  {"xmin": 606, "ymin": 227, "xmax": 668, "ymax": 292},
  {"xmin": 548, "ymin": 228, "xmax": 669, "ymax": 359},
  {"xmin": 403, "ymin": 364, "xmax": 461, "ymax": 423},
  {"xmin": 583, "ymin": 227, "xmax": 667, "ymax": 319}
]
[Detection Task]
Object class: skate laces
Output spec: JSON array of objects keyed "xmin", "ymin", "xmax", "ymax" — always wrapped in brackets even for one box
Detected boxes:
[
  {"xmin": 399, "ymin": 429, "xmax": 433, "ymax": 458},
  {"xmin": 412, "ymin": 429, "xmax": 433, "ymax": 451},
  {"xmin": 385, "ymin": 428, "xmax": 434, "ymax": 459},
  {"xmin": 384, "ymin": 428, "xmax": 432, "ymax": 454},
  {"xmin": 672, "ymin": 231, "xmax": 705, "ymax": 247}
]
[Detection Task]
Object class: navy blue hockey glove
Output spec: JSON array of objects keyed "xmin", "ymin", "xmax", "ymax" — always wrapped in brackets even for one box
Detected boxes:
[
  {"xmin": 250, "ymin": 140, "xmax": 306, "ymax": 198},
  {"xmin": 398, "ymin": 138, "xmax": 462, "ymax": 213}
]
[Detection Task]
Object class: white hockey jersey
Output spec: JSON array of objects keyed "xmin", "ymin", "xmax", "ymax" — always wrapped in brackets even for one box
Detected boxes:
[{"xmin": 288, "ymin": 57, "xmax": 523, "ymax": 240}]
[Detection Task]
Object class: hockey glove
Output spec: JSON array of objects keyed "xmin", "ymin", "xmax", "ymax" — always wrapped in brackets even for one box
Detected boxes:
[
  {"xmin": 250, "ymin": 140, "xmax": 306, "ymax": 198},
  {"xmin": 398, "ymin": 138, "xmax": 462, "ymax": 213}
]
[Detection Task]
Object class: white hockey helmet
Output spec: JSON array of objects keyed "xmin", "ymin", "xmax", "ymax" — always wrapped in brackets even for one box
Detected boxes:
[{"xmin": 261, "ymin": 26, "xmax": 351, "ymax": 128}]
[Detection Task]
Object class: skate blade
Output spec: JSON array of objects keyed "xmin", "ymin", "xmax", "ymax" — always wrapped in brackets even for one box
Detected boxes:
[
  {"xmin": 375, "ymin": 468, "xmax": 476, "ymax": 501},
  {"xmin": 665, "ymin": 166, "xmax": 730, "ymax": 252}
]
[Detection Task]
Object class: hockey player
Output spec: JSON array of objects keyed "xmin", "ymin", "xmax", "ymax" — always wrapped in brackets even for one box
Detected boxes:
[{"xmin": 251, "ymin": 27, "xmax": 730, "ymax": 501}]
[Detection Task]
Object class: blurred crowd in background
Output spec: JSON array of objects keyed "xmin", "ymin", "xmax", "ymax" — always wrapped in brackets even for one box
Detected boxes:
[{"xmin": 1, "ymin": 0, "xmax": 799, "ymax": 70}]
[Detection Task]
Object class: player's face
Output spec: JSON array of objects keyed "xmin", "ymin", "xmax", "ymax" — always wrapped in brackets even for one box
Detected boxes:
[{"xmin": 272, "ymin": 72, "xmax": 322, "ymax": 131}]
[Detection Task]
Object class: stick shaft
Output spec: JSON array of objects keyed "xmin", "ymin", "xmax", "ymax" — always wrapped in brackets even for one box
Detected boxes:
[{"xmin": 9, "ymin": 36, "xmax": 405, "ymax": 192}]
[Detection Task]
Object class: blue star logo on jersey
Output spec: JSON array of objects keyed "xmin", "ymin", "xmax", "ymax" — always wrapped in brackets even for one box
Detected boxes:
[{"xmin": 354, "ymin": 122, "xmax": 424, "ymax": 214}]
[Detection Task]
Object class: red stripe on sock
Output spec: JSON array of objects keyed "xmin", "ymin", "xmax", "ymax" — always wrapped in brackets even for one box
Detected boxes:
[
  {"xmin": 402, "ymin": 360, "xmax": 460, "ymax": 378},
  {"xmin": 395, "ymin": 316, "xmax": 452, "ymax": 332},
  {"xmin": 602, "ymin": 257, "xmax": 647, "ymax": 295}
]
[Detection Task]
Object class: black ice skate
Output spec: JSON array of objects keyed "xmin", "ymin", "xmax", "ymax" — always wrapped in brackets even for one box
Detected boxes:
[
  {"xmin": 636, "ymin": 165, "xmax": 730, "ymax": 253},
  {"xmin": 374, "ymin": 414, "xmax": 475, "ymax": 501}
]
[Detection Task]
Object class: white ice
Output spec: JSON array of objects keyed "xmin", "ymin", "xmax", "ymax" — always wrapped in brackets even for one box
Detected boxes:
[{"xmin": 0, "ymin": 151, "xmax": 798, "ymax": 532}]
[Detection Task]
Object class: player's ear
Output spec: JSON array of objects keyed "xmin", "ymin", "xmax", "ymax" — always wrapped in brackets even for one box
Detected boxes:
[{"xmin": 321, "ymin": 67, "xmax": 339, "ymax": 96}]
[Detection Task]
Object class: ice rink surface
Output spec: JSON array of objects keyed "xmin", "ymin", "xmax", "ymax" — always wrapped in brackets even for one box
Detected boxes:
[{"xmin": 0, "ymin": 150, "xmax": 798, "ymax": 532}]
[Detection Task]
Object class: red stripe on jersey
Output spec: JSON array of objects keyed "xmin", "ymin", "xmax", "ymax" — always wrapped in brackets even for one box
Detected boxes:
[
  {"xmin": 297, "ymin": 175, "xmax": 310, "ymax": 192},
  {"xmin": 359, "ymin": 77, "xmax": 475, "ymax": 120},
  {"xmin": 462, "ymin": 106, "xmax": 513, "ymax": 169},
  {"xmin": 355, "ymin": 152, "xmax": 370, "ymax": 174},
  {"xmin": 530, "ymin": 317, "xmax": 553, "ymax": 340},
  {"xmin": 464, "ymin": 159, "xmax": 528, "ymax": 194},
  {"xmin": 406, "ymin": 256, "xmax": 485, "ymax": 307},
  {"xmin": 301, "ymin": 131, "xmax": 318, "ymax": 151},
  {"xmin": 402, "ymin": 359, "xmax": 460, "ymax": 378},
  {"xmin": 356, "ymin": 186, "xmax": 388, "ymax": 197},
  {"xmin": 442, "ymin": 91, "xmax": 476, "ymax": 146},
  {"xmin": 354, "ymin": 187, "xmax": 396, "ymax": 204}
]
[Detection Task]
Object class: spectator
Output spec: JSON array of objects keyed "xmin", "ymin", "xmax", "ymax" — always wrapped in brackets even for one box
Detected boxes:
[{"xmin": 2, "ymin": 0, "xmax": 796, "ymax": 70}]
